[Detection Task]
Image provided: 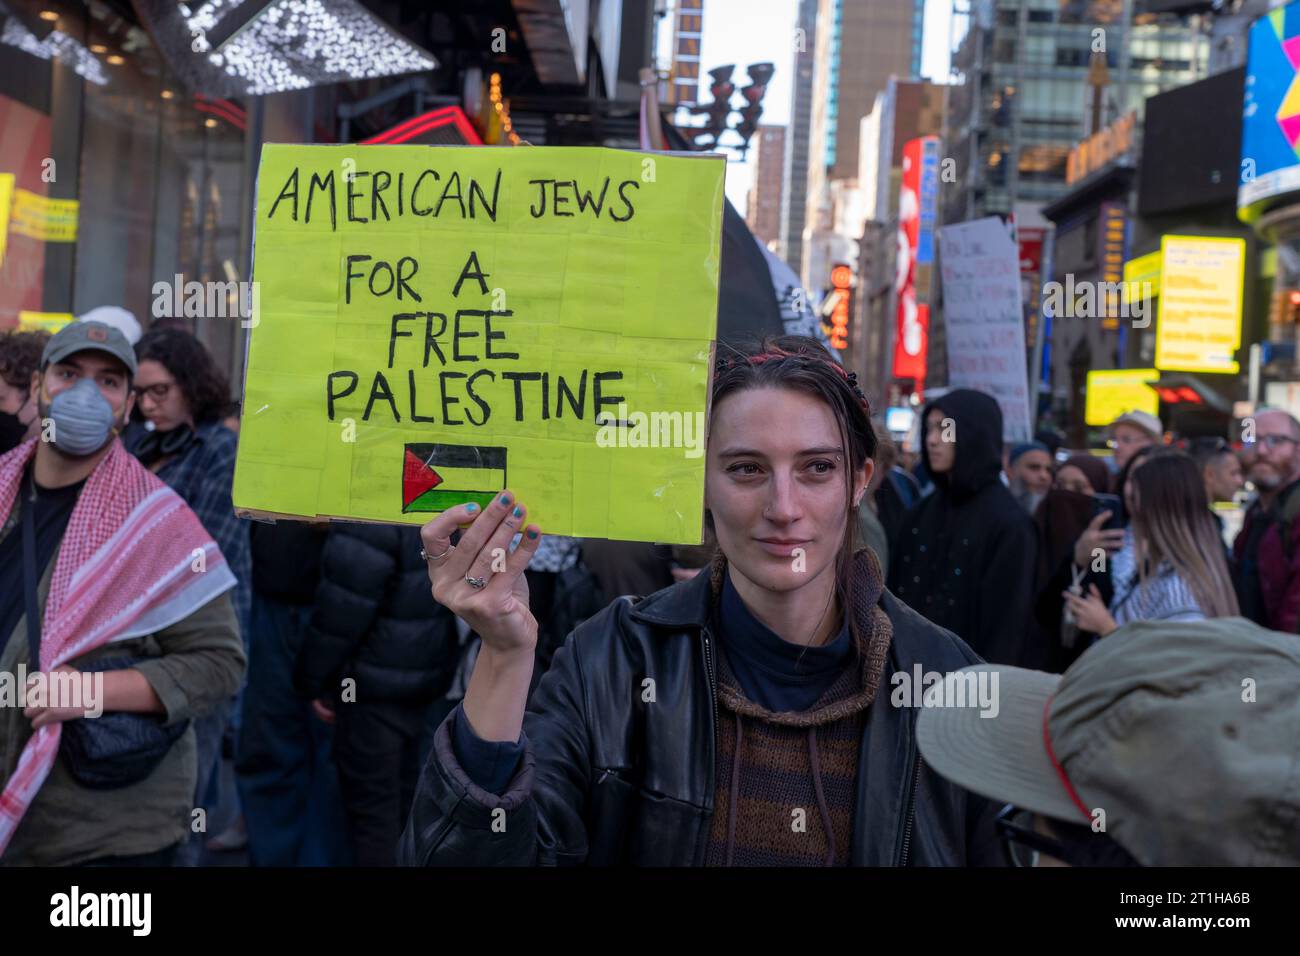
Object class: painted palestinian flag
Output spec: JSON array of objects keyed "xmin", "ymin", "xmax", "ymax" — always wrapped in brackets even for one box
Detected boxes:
[{"xmin": 402, "ymin": 443, "xmax": 508, "ymax": 513}]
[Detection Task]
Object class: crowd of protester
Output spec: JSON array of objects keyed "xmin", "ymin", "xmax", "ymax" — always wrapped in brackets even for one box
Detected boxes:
[{"xmin": 0, "ymin": 318, "xmax": 1296, "ymax": 867}]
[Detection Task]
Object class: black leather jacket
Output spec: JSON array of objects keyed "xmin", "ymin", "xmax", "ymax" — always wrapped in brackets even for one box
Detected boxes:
[{"xmin": 399, "ymin": 568, "xmax": 1004, "ymax": 866}]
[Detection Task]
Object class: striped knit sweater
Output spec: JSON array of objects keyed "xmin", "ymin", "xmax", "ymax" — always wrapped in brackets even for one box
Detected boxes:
[{"xmin": 704, "ymin": 549, "xmax": 893, "ymax": 866}]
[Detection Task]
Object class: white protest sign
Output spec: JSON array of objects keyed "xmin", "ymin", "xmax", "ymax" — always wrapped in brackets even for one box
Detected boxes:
[{"xmin": 938, "ymin": 216, "xmax": 1032, "ymax": 442}]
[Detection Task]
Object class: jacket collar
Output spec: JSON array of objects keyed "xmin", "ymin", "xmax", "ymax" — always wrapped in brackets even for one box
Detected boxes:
[{"xmin": 626, "ymin": 560, "xmax": 715, "ymax": 630}]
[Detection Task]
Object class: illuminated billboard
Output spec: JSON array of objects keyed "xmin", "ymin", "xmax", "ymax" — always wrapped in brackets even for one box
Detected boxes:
[
  {"xmin": 1239, "ymin": 1, "xmax": 1300, "ymax": 221},
  {"xmin": 892, "ymin": 136, "xmax": 938, "ymax": 392},
  {"xmin": 829, "ymin": 263, "xmax": 851, "ymax": 351},
  {"xmin": 1154, "ymin": 236, "xmax": 1246, "ymax": 374},
  {"xmin": 1085, "ymin": 369, "xmax": 1159, "ymax": 426}
]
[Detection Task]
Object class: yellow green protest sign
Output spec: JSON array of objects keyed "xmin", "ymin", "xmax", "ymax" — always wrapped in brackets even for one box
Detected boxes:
[{"xmin": 232, "ymin": 144, "xmax": 725, "ymax": 543}]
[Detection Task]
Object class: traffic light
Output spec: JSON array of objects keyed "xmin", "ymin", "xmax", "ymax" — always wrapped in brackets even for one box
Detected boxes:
[
  {"xmin": 689, "ymin": 65, "xmax": 735, "ymax": 148},
  {"xmin": 735, "ymin": 62, "xmax": 774, "ymax": 155}
]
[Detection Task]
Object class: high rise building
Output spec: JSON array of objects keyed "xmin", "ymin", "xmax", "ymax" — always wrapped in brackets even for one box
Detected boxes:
[
  {"xmin": 942, "ymin": 0, "xmax": 1205, "ymax": 228},
  {"xmin": 802, "ymin": 0, "xmax": 924, "ymax": 294},
  {"xmin": 780, "ymin": 0, "xmax": 819, "ymax": 272},
  {"xmin": 746, "ymin": 125, "xmax": 787, "ymax": 248},
  {"xmin": 936, "ymin": 0, "xmax": 1212, "ymax": 421}
]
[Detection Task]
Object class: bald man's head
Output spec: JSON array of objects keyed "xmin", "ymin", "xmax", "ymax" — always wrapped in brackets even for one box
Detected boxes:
[{"xmin": 1248, "ymin": 409, "xmax": 1300, "ymax": 491}]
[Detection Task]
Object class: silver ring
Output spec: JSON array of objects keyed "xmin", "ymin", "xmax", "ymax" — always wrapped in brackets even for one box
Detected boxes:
[
  {"xmin": 464, "ymin": 575, "xmax": 488, "ymax": 590},
  {"xmin": 420, "ymin": 545, "xmax": 454, "ymax": 562}
]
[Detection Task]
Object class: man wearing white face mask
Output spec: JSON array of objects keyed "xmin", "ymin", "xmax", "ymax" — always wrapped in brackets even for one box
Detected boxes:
[{"xmin": 0, "ymin": 321, "xmax": 245, "ymax": 865}]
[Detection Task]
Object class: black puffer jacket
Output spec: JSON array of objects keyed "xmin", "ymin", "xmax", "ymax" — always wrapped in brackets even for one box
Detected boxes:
[
  {"xmin": 889, "ymin": 389, "xmax": 1039, "ymax": 667},
  {"xmin": 397, "ymin": 568, "xmax": 1003, "ymax": 866},
  {"xmin": 295, "ymin": 523, "xmax": 457, "ymax": 704}
]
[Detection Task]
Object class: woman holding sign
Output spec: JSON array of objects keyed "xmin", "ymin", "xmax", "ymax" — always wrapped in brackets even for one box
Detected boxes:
[{"xmin": 400, "ymin": 336, "xmax": 1002, "ymax": 866}]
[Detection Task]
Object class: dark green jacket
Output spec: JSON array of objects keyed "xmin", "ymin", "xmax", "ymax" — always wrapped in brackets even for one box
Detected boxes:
[{"xmin": 0, "ymin": 533, "xmax": 245, "ymax": 866}]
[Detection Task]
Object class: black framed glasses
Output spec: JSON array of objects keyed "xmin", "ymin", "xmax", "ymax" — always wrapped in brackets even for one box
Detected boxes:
[
  {"xmin": 996, "ymin": 804, "xmax": 1065, "ymax": 867},
  {"xmin": 995, "ymin": 804, "xmax": 1141, "ymax": 867},
  {"xmin": 132, "ymin": 381, "xmax": 175, "ymax": 402},
  {"xmin": 1255, "ymin": 434, "xmax": 1299, "ymax": 451}
]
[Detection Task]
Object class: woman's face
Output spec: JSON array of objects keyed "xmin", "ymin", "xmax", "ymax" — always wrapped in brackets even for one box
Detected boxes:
[
  {"xmin": 1054, "ymin": 464, "xmax": 1093, "ymax": 496},
  {"xmin": 133, "ymin": 358, "xmax": 193, "ymax": 431},
  {"xmin": 706, "ymin": 386, "xmax": 870, "ymax": 594}
]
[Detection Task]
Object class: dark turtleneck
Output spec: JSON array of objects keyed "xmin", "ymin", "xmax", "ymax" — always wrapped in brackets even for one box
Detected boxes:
[{"xmin": 716, "ymin": 570, "xmax": 851, "ymax": 712}]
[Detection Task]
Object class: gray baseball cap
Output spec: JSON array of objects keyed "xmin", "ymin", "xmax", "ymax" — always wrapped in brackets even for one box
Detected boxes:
[
  {"xmin": 41, "ymin": 320, "xmax": 137, "ymax": 376},
  {"xmin": 916, "ymin": 617, "xmax": 1300, "ymax": 865}
]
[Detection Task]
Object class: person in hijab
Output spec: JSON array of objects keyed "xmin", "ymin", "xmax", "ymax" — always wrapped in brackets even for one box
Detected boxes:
[
  {"xmin": 888, "ymin": 389, "xmax": 1039, "ymax": 667},
  {"xmin": 1052, "ymin": 454, "xmax": 1109, "ymax": 498},
  {"xmin": 1030, "ymin": 453, "xmax": 1110, "ymax": 673}
]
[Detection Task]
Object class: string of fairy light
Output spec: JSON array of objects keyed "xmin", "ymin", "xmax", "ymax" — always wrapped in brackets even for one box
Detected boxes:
[{"xmin": 489, "ymin": 72, "xmax": 521, "ymax": 146}]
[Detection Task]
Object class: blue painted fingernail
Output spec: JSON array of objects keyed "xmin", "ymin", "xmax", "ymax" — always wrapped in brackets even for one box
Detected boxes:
[
  {"xmin": 513, "ymin": 505, "xmax": 523, "ymax": 517},
  {"xmin": 499, "ymin": 494, "xmax": 511, "ymax": 505},
  {"xmin": 466, "ymin": 503, "xmax": 479, "ymax": 513},
  {"xmin": 527, "ymin": 529, "xmax": 538, "ymax": 539}
]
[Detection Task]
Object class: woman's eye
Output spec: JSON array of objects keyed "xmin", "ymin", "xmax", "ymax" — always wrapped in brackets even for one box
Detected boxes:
[
  {"xmin": 727, "ymin": 462, "xmax": 761, "ymax": 477},
  {"xmin": 807, "ymin": 459, "xmax": 836, "ymax": 475}
]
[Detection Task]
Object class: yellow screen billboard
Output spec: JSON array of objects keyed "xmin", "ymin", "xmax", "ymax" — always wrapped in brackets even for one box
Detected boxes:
[
  {"xmin": 1154, "ymin": 235, "xmax": 1245, "ymax": 374},
  {"xmin": 1085, "ymin": 368, "xmax": 1159, "ymax": 426}
]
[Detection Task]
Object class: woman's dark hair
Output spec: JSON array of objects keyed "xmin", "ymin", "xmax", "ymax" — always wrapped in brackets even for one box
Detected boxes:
[
  {"xmin": 0, "ymin": 329, "xmax": 50, "ymax": 390},
  {"xmin": 134, "ymin": 328, "xmax": 232, "ymax": 424},
  {"xmin": 709, "ymin": 335, "xmax": 876, "ymax": 632}
]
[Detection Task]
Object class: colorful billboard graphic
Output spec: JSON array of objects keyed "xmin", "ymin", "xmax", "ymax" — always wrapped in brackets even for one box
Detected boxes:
[
  {"xmin": 892, "ymin": 136, "xmax": 938, "ymax": 392},
  {"xmin": 1240, "ymin": 1, "xmax": 1300, "ymax": 221}
]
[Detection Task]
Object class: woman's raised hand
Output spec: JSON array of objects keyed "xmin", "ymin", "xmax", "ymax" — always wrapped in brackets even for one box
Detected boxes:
[
  {"xmin": 420, "ymin": 491, "xmax": 543, "ymax": 658},
  {"xmin": 1073, "ymin": 510, "xmax": 1125, "ymax": 569}
]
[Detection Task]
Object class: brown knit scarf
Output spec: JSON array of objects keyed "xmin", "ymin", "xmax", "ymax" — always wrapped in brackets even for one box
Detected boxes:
[{"xmin": 703, "ymin": 548, "xmax": 894, "ymax": 866}]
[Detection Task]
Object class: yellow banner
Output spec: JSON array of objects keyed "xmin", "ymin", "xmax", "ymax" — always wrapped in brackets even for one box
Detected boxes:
[
  {"xmin": 17, "ymin": 311, "xmax": 75, "ymax": 333},
  {"xmin": 0, "ymin": 173, "xmax": 12, "ymax": 267},
  {"xmin": 1122, "ymin": 248, "xmax": 1161, "ymax": 302},
  {"xmin": 1084, "ymin": 368, "xmax": 1159, "ymax": 426},
  {"xmin": 10, "ymin": 188, "xmax": 79, "ymax": 242},
  {"xmin": 233, "ymin": 144, "xmax": 725, "ymax": 542},
  {"xmin": 1155, "ymin": 236, "xmax": 1245, "ymax": 374}
]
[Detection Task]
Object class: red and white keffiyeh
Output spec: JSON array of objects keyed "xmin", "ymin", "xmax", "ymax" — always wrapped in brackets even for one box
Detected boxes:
[{"xmin": 0, "ymin": 437, "xmax": 235, "ymax": 854}]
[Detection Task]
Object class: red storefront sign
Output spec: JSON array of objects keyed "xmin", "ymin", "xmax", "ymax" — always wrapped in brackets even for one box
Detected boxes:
[
  {"xmin": 829, "ymin": 263, "xmax": 851, "ymax": 351},
  {"xmin": 892, "ymin": 137, "xmax": 933, "ymax": 392}
]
